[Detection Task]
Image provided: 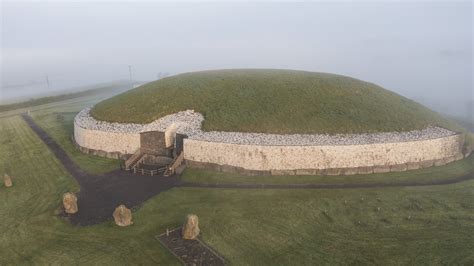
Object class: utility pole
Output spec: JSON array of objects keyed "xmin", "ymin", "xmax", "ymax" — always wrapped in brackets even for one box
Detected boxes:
[
  {"xmin": 468, "ymin": 100, "xmax": 473, "ymax": 126},
  {"xmin": 128, "ymin": 65, "xmax": 133, "ymax": 82},
  {"xmin": 128, "ymin": 65, "xmax": 133, "ymax": 89},
  {"xmin": 45, "ymin": 75, "xmax": 50, "ymax": 90}
]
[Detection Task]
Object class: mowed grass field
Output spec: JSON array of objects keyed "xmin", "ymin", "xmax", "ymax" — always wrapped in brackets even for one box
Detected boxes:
[
  {"xmin": 0, "ymin": 116, "xmax": 178, "ymax": 264},
  {"xmin": 31, "ymin": 111, "xmax": 119, "ymax": 174},
  {"xmin": 92, "ymin": 69, "xmax": 461, "ymax": 134},
  {"xmin": 1, "ymin": 90, "xmax": 474, "ymax": 264}
]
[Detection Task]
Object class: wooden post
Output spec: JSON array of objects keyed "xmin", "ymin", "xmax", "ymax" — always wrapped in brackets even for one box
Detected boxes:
[{"xmin": 142, "ymin": 169, "xmax": 144, "ymax": 175}]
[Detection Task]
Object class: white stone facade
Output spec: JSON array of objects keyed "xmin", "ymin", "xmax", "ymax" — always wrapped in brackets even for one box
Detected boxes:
[
  {"xmin": 74, "ymin": 125, "xmax": 140, "ymax": 155},
  {"xmin": 183, "ymin": 135, "xmax": 464, "ymax": 171},
  {"xmin": 74, "ymin": 108, "xmax": 465, "ymax": 173}
]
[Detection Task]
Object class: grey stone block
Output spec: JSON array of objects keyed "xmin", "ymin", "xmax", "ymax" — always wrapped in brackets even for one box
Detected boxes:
[
  {"xmin": 420, "ymin": 160, "xmax": 434, "ymax": 168},
  {"xmin": 373, "ymin": 165, "xmax": 391, "ymax": 173},
  {"xmin": 357, "ymin": 167, "xmax": 373, "ymax": 175},
  {"xmin": 406, "ymin": 162, "xmax": 421, "ymax": 170},
  {"xmin": 325, "ymin": 168, "xmax": 342, "ymax": 176},
  {"xmin": 340, "ymin": 167, "xmax": 358, "ymax": 176},
  {"xmin": 390, "ymin": 163, "xmax": 407, "ymax": 172},
  {"xmin": 175, "ymin": 165, "xmax": 186, "ymax": 175},
  {"xmin": 454, "ymin": 153, "xmax": 464, "ymax": 161},
  {"xmin": 434, "ymin": 159, "xmax": 448, "ymax": 167},
  {"xmin": 271, "ymin": 169, "xmax": 296, "ymax": 176},
  {"xmin": 295, "ymin": 169, "xmax": 318, "ymax": 176},
  {"xmin": 444, "ymin": 156, "xmax": 456, "ymax": 164}
]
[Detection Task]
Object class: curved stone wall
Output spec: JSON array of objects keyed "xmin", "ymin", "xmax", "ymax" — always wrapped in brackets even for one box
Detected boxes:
[
  {"xmin": 74, "ymin": 124, "xmax": 140, "ymax": 156},
  {"xmin": 74, "ymin": 108, "xmax": 466, "ymax": 174},
  {"xmin": 183, "ymin": 135, "xmax": 465, "ymax": 175}
]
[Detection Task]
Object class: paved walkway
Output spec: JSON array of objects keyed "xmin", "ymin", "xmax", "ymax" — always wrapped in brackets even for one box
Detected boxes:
[{"xmin": 22, "ymin": 113, "xmax": 473, "ymax": 226}]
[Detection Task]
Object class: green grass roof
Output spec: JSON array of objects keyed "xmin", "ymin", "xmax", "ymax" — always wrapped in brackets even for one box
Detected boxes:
[{"xmin": 91, "ymin": 69, "xmax": 457, "ymax": 134}]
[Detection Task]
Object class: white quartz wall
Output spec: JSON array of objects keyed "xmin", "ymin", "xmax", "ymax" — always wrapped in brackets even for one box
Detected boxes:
[
  {"xmin": 183, "ymin": 134, "xmax": 464, "ymax": 171},
  {"xmin": 74, "ymin": 124, "xmax": 140, "ymax": 154},
  {"xmin": 74, "ymin": 107, "xmax": 465, "ymax": 171}
]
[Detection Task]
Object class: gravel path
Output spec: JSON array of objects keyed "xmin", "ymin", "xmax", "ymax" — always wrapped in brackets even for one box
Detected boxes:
[{"xmin": 76, "ymin": 108, "xmax": 457, "ymax": 146}]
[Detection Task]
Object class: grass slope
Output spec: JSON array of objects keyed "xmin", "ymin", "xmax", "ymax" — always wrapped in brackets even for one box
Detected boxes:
[{"xmin": 92, "ymin": 69, "xmax": 458, "ymax": 134}]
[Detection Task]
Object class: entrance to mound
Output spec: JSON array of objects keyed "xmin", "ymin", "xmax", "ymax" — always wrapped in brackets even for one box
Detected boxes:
[
  {"xmin": 124, "ymin": 124, "xmax": 187, "ymax": 176},
  {"xmin": 140, "ymin": 124, "xmax": 187, "ymax": 157},
  {"xmin": 140, "ymin": 131, "xmax": 169, "ymax": 157}
]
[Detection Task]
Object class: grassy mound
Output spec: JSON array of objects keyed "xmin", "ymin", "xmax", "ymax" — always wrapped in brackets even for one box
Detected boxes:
[
  {"xmin": 2, "ymin": 94, "xmax": 474, "ymax": 264},
  {"xmin": 91, "ymin": 69, "xmax": 456, "ymax": 134}
]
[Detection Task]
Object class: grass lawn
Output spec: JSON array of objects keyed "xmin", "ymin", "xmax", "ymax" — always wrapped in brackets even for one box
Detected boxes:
[
  {"xmin": 91, "ymin": 69, "xmax": 462, "ymax": 134},
  {"xmin": 0, "ymin": 116, "xmax": 178, "ymax": 265},
  {"xmin": 0, "ymin": 84, "xmax": 124, "ymax": 175},
  {"xmin": 31, "ymin": 111, "xmax": 119, "ymax": 174},
  {"xmin": 1, "ymin": 86, "xmax": 473, "ymax": 264},
  {"xmin": 1, "ymin": 112, "xmax": 474, "ymax": 264},
  {"xmin": 180, "ymin": 155, "xmax": 474, "ymax": 185}
]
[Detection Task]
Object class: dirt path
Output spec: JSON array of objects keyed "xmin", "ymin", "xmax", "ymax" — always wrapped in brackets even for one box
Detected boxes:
[{"xmin": 22, "ymin": 114, "xmax": 473, "ymax": 225}]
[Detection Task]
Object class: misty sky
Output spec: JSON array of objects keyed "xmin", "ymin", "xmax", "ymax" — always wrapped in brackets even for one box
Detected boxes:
[{"xmin": 1, "ymin": 1, "xmax": 472, "ymax": 117}]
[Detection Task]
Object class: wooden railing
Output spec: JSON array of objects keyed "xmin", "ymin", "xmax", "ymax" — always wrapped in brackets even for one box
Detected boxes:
[
  {"xmin": 132, "ymin": 166, "xmax": 167, "ymax": 176},
  {"xmin": 125, "ymin": 150, "xmax": 185, "ymax": 177},
  {"xmin": 125, "ymin": 149, "xmax": 145, "ymax": 170},
  {"xmin": 164, "ymin": 152, "xmax": 185, "ymax": 176}
]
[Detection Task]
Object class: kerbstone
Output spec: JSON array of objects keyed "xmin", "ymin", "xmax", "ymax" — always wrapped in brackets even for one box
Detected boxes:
[
  {"xmin": 406, "ymin": 162, "xmax": 421, "ymax": 170},
  {"xmin": 373, "ymin": 165, "xmax": 391, "ymax": 174},
  {"xmin": 390, "ymin": 164, "xmax": 407, "ymax": 172},
  {"xmin": 295, "ymin": 169, "xmax": 318, "ymax": 176}
]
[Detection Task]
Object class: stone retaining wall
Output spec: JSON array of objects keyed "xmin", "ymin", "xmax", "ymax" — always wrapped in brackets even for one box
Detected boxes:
[
  {"xmin": 74, "ymin": 108, "xmax": 467, "ymax": 175},
  {"xmin": 74, "ymin": 123, "xmax": 140, "ymax": 156},
  {"xmin": 183, "ymin": 134, "xmax": 465, "ymax": 175}
]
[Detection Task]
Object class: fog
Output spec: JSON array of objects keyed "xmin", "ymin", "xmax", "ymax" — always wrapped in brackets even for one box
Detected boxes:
[{"xmin": 1, "ymin": 1, "xmax": 472, "ymax": 119}]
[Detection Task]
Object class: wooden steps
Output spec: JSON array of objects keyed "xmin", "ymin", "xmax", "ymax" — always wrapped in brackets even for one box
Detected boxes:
[
  {"xmin": 164, "ymin": 152, "xmax": 185, "ymax": 176},
  {"xmin": 125, "ymin": 149, "xmax": 145, "ymax": 171},
  {"xmin": 125, "ymin": 149, "xmax": 185, "ymax": 177}
]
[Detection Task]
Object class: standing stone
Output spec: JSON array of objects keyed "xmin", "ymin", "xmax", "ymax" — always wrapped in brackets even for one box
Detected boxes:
[
  {"xmin": 165, "ymin": 123, "xmax": 178, "ymax": 148},
  {"xmin": 3, "ymin": 174, "xmax": 12, "ymax": 188},
  {"xmin": 113, "ymin": 204, "xmax": 133, "ymax": 226},
  {"xmin": 62, "ymin": 192, "xmax": 78, "ymax": 214},
  {"xmin": 182, "ymin": 214, "xmax": 200, "ymax": 240}
]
